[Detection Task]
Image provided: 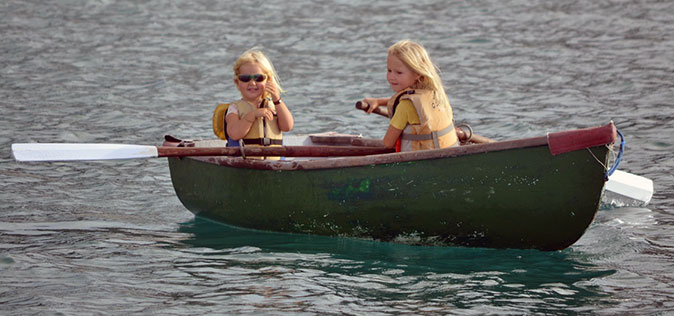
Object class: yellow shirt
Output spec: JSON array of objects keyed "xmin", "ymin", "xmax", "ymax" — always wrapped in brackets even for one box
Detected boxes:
[{"xmin": 389, "ymin": 99, "xmax": 420, "ymax": 130}]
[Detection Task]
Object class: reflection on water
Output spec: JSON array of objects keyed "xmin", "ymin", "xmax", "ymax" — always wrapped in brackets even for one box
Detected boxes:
[{"xmin": 176, "ymin": 217, "xmax": 614, "ymax": 314}]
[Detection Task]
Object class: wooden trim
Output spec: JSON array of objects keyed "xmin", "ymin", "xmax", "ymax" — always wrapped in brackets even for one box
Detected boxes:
[
  {"xmin": 157, "ymin": 145, "xmax": 393, "ymax": 158},
  {"xmin": 164, "ymin": 122, "xmax": 616, "ymax": 171}
]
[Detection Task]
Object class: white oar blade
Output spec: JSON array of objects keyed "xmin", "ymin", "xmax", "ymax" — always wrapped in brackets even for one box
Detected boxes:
[
  {"xmin": 11, "ymin": 143, "xmax": 159, "ymax": 162},
  {"xmin": 606, "ymin": 170, "xmax": 654, "ymax": 204}
]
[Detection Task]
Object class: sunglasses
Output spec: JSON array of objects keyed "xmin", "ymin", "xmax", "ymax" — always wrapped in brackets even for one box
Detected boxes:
[{"xmin": 237, "ymin": 73, "xmax": 267, "ymax": 83}]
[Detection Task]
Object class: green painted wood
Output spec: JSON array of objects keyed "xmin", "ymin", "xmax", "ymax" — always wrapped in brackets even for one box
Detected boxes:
[{"xmin": 168, "ymin": 145, "xmax": 609, "ymax": 250}]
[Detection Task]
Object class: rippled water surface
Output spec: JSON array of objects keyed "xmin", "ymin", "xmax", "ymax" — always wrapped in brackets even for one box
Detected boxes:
[{"xmin": 2, "ymin": 0, "xmax": 674, "ymax": 315}]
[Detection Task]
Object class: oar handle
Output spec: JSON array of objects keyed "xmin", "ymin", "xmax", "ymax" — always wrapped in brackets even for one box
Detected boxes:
[
  {"xmin": 355, "ymin": 101, "xmax": 389, "ymax": 118},
  {"xmin": 354, "ymin": 101, "xmax": 495, "ymax": 144}
]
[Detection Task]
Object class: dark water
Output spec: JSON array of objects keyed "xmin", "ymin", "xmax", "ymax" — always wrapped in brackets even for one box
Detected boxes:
[{"xmin": 2, "ymin": 0, "xmax": 673, "ymax": 315}]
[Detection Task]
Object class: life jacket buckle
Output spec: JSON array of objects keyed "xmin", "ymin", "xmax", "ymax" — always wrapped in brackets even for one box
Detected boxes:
[{"xmin": 263, "ymin": 138, "xmax": 271, "ymax": 146}]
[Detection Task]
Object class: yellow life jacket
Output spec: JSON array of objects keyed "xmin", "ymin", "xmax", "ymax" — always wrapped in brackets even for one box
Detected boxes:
[
  {"xmin": 386, "ymin": 89, "xmax": 458, "ymax": 151},
  {"xmin": 232, "ymin": 99, "xmax": 283, "ymax": 147},
  {"xmin": 212, "ymin": 99, "xmax": 283, "ymax": 159},
  {"xmin": 212, "ymin": 103, "xmax": 230, "ymax": 141},
  {"xmin": 212, "ymin": 99, "xmax": 284, "ymax": 145}
]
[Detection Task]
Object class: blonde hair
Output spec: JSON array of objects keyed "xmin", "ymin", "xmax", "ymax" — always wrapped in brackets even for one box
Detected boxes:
[
  {"xmin": 232, "ymin": 49, "xmax": 285, "ymax": 97},
  {"xmin": 388, "ymin": 40, "xmax": 450, "ymax": 108}
]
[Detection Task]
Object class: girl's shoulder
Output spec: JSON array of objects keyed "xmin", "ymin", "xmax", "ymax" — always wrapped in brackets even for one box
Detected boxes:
[
  {"xmin": 226, "ymin": 104, "xmax": 239, "ymax": 115},
  {"xmin": 396, "ymin": 99, "xmax": 416, "ymax": 115}
]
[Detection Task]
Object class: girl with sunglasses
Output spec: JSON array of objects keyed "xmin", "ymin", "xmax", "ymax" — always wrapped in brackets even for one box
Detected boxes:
[
  {"xmin": 213, "ymin": 49, "xmax": 293, "ymax": 158},
  {"xmin": 360, "ymin": 40, "xmax": 459, "ymax": 152}
]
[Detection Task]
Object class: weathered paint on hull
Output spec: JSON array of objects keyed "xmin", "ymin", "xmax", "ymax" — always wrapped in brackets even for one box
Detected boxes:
[{"xmin": 168, "ymin": 144, "xmax": 610, "ymax": 250}]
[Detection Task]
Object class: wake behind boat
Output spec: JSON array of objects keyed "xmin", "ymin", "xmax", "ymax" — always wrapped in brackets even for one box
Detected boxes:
[{"xmin": 164, "ymin": 122, "xmax": 618, "ymax": 251}]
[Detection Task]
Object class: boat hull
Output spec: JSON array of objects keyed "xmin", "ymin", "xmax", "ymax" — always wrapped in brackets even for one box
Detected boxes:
[{"xmin": 167, "ymin": 128, "xmax": 613, "ymax": 250}]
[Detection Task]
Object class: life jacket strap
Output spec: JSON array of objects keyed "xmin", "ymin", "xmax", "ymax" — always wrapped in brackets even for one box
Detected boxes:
[
  {"xmin": 391, "ymin": 90, "xmax": 415, "ymax": 117},
  {"xmin": 401, "ymin": 123, "xmax": 455, "ymax": 146},
  {"xmin": 242, "ymin": 138, "xmax": 283, "ymax": 146}
]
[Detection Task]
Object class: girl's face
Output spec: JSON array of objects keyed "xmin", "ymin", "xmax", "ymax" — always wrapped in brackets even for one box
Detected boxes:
[
  {"xmin": 387, "ymin": 54, "xmax": 421, "ymax": 93},
  {"xmin": 235, "ymin": 62, "xmax": 267, "ymax": 102}
]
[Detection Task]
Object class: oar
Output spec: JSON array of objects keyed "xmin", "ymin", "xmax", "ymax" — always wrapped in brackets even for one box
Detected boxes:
[
  {"xmin": 606, "ymin": 170, "xmax": 654, "ymax": 204},
  {"xmin": 11, "ymin": 143, "xmax": 394, "ymax": 162},
  {"xmin": 354, "ymin": 101, "xmax": 654, "ymax": 205},
  {"xmin": 355, "ymin": 101, "xmax": 496, "ymax": 144}
]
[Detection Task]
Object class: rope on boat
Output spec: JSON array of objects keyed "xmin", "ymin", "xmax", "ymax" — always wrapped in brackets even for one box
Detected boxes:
[
  {"xmin": 586, "ymin": 129, "xmax": 624, "ymax": 181},
  {"xmin": 606, "ymin": 129, "xmax": 625, "ymax": 179}
]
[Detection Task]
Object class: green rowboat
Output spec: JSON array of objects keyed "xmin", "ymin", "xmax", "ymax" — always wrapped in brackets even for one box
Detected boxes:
[{"xmin": 165, "ymin": 123, "xmax": 617, "ymax": 251}]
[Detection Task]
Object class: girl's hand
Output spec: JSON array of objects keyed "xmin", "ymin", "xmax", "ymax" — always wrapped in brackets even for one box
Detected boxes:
[
  {"xmin": 265, "ymin": 80, "xmax": 281, "ymax": 103},
  {"xmin": 252, "ymin": 107, "xmax": 275, "ymax": 121},
  {"xmin": 362, "ymin": 98, "xmax": 379, "ymax": 113}
]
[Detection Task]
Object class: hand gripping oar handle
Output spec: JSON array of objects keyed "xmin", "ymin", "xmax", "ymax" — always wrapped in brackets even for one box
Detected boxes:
[{"xmin": 355, "ymin": 101, "xmax": 389, "ymax": 118}]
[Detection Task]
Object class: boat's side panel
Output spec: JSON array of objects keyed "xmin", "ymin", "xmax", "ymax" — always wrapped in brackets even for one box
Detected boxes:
[{"xmin": 168, "ymin": 145, "xmax": 609, "ymax": 250}]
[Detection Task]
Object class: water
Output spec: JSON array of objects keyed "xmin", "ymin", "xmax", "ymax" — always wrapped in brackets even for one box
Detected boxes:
[{"xmin": 1, "ymin": 0, "xmax": 673, "ymax": 314}]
